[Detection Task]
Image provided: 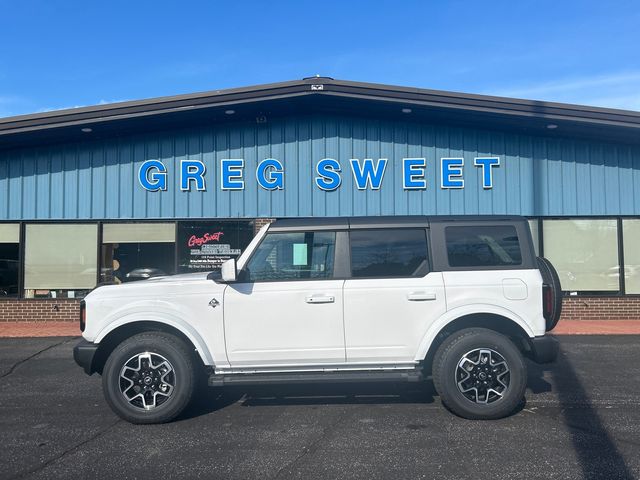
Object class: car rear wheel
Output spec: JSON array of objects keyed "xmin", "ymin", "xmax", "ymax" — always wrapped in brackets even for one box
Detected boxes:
[
  {"xmin": 102, "ymin": 332, "xmax": 195, "ymax": 424},
  {"xmin": 432, "ymin": 328, "xmax": 527, "ymax": 420}
]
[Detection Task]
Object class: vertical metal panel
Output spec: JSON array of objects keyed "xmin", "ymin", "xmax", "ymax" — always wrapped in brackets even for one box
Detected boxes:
[
  {"xmin": 604, "ymin": 147, "xmax": 621, "ymax": 215},
  {"xmin": 617, "ymin": 146, "xmax": 634, "ymax": 215},
  {"xmin": 589, "ymin": 144, "xmax": 606, "ymax": 215},
  {"xmin": 77, "ymin": 144, "xmax": 92, "ymax": 218},
  {"xmin": 379, "ymin": 122, "xmax": 395, "ymax": 216},
  {"xmin": 1, "ymin": 114, "xmax": 640, "ymax": 220},
  {"xmin": 575, "ymin": 142, "xmax": 592, "ymax": 216},
  {"xmin": 0, "ymin": 151, "xmax": 8, "ymax": 219},
  {"xmin": 9, "ymin": 151, "xmax": 23, "ymax": 219},
  {"xmin": 21, "ymin": 151, "xmax": 36, "ymax": 219}
]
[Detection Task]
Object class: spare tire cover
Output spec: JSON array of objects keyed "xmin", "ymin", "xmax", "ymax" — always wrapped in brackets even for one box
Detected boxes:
[{"xmin": 537, "ymin": 256, "xmax": 563, "ymax": 331}]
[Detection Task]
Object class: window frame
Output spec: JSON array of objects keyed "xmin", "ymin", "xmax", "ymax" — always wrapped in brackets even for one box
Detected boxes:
[
  {"xmin": 238, "ymin": 229, "xmax": 343, "ymax": 284},
  {"xmin": 347, "ymin": 227, "xmax": 431, "ymax": 280},
  {"xmin": 430, "ymin": 220, "xmax": 537, "ymax": 272},
  {"xmin": 0, "ymin": 223, "xmax": 22, "ymax": 298},
  {"xmin": 444, "ymin": 224, "xmax": 524, "ymax": 269}
]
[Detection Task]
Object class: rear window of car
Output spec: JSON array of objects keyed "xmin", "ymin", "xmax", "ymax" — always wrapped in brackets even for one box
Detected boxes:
[
  {"xmin": 445, "ymin": 225, "xmax": 522, "ymax": 267},
  {"xmin": 350, "ymin": 229, "xmax": 429, "ymax": 278}
]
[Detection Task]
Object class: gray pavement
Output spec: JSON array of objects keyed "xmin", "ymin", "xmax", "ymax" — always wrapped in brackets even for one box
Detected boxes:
[{"xmin": 0, "ymin": 336, "xmax": 639, "ymax": 480}]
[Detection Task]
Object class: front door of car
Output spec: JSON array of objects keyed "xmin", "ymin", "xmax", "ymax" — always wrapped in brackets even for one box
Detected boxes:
[
  {"xmin": 343, "ymin": 228, "xmax": 447, "ymax": 364},
  {"xmin": 223, "ymin": 230, "xmax": 346, "ymax": 367}
]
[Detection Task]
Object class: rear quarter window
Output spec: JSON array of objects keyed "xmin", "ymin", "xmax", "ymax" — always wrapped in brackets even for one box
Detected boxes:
[{"xmin": 445, "ymin": 225, "xmax": 522, "ymax": 268}]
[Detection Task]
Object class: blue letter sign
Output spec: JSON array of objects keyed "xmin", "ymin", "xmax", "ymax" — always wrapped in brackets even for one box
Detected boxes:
[
  {"xmin": 220, "ymin": 159, "xmax": 245, "ymax": 190},
  {"xmin": 441, "ymin": 158, "xmax": 464, "ymax": 189},
  {"xmin": 315, "ymin": 158, "xmax": 342, "ymax": 191},
  {"xmin": 474, "ymin": 157, "xmax": 500, "ymax": 189},
  {"xmin": 137, "ymin": 156, "xmax": 502, "ymax": 192},
  {"xmin": 138, "ymin": 160, "xmax": 167, "ymax": 191},
  {"xmin": 180, "ymin": 160, "xmax": 206, "ymax": 191},
  {"xmin": 403, "ymin": 158, "xmax": 427, "ymax": 189},
  {"xmin": 256, "ymin": 158, "xmax": 284, "ymax": 190},
  {"xmin": 349, "ymin": 158, "xmax": 388, "ymax": 190}
]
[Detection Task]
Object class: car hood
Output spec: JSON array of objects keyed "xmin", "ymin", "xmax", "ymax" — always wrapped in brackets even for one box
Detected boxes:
[{"xmin": 86, "ymin": 271, "xmax": 224, "ymax": 300}]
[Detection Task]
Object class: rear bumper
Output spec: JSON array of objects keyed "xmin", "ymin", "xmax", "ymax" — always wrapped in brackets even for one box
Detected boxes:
[
  {"xmin": 73, "ymin": 339, "xmax": 98, "ymax": 375},
  {"xmin": 528, "ymin": 335, "xmax": 559, "ymax": 363}
]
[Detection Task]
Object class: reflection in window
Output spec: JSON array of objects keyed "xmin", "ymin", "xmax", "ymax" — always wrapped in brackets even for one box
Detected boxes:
[
  {"xmin": 101, "ymin": 223, "xmax": 175, "ymax": 283},
  {"xmin": 528, "ymin": 219, "xmax": 539, "ymax": 256},
  {"xmin": 0, "ymin": 224, "xmax": 20, "ymax": 297},
  {"xmin": 543, "ymin": 219, "xmax": 619, "ymax": 292},
  {"xmin": 24, "ymin": 224, "xmax": 98, "ymax": 298},
  {"xmin": 350, "ymin": 229, "xmax": 428, "ymax": 278},
  {"xmin": 446, "ymin": 226, "xmax": 522, "ymax": 267},
  {"xmin": 244, "ymin": 232, "xmax": 335, "ymax": 282},
  {"xmin": 177, "ymin": 221, "xmax": 254, "ymax": 274}
]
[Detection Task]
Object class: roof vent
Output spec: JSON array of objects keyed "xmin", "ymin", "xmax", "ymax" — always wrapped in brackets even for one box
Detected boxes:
[{"xmin": 303, "ymin": 75, "xmax": 334, "ymax": 81}]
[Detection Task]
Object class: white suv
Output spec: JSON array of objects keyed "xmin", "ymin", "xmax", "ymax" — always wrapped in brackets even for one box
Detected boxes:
[{"xmin": 74, "ymin": 216, "xmax": 562, "ymax": 423}]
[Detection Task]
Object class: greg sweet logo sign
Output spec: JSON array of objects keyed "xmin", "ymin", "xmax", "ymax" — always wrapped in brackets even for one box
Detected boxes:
[{"xmin": 138, "ymin": 157, "xmax": 500, "ymax": 192}]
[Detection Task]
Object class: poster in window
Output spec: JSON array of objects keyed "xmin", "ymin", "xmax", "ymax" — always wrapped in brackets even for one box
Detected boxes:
[{"xmin": 178, "ymin": 221, "xmax": 254, "ymax": 273}]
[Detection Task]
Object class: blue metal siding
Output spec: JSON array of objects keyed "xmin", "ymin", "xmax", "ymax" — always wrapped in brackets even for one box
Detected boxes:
[{"xmin": 1, "ymin": 114, "xmax": 639, "ymax": 220}]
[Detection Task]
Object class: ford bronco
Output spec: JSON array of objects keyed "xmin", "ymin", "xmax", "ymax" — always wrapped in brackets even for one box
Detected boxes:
[{"xmin": 74, "ymin": 216, "xmax": 561, "ymax": 423}]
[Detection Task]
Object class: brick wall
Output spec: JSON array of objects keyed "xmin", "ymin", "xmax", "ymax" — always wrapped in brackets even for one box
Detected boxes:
[
  {"xmin": 561, "ymin": 296, "xmax": 640, "ymax": 321},
  {"xmin": 253, "ymin": 218, "xmax": 274, "ymax": 234},
  {"xmin": 0, "ymin": 299, "xmax": 80, "ymax": 322},
  {"xmin": 1, "ymin": 292, "xmax": 638, "ymax": 323}
]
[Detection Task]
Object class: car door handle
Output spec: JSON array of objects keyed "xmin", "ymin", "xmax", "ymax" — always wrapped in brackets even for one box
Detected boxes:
[
  {"xmin": 305, "ymin": 295, "xmax": 335, "ymax": 304},
  {"xmin": 407, "ymin": 291, "xmax": 437, "ymax": 301}
]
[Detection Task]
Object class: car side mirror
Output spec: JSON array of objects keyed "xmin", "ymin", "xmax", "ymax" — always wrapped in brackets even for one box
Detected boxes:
[{"xmin": 220, "ymin": 258, "xmax": 237, "ymax": 283}]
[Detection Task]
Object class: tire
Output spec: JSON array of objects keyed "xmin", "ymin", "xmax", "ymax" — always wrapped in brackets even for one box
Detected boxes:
[
  {"xmin": 537, "ymin": 256, "xmax": 563, "ymax": 331},
  {"xmin": 102, "ymin": 332, "xmax": 196, "ymax": 424},
  {"xmin": 432, "ymin": 328, "xmax": 527, "ymax": 420}
]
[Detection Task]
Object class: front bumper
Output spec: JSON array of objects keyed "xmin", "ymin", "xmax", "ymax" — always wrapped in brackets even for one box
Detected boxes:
[
  {"xmin": 528, "ymin": 335, "xmax": 559, "ymax": 363},
  {"xmin": 73, "ymin": 339, "xmax": 99, "ymax": 375}
]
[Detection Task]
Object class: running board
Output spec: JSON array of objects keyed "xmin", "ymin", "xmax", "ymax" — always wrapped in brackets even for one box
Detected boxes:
[{"xmin": 208, "ymin": 369, "xmax": 424, "ymax": 387}]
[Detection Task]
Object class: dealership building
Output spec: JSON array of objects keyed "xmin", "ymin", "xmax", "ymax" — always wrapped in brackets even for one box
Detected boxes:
[{"xmin": 0, "ymin": 77, "xmax": 639, "ymax": 323}]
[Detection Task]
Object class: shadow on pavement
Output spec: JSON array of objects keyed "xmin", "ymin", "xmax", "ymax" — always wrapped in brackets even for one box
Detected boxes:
[
  {"xmin": 180, "ymin": 340, "xmax": 633, "ymax": 480},
  {"xmin": 179, "ymin": 380, "xmax": 436, "ymax": 419},
  {"xmin": 528, "ymin": 343, "xmax": 634, "ymax": 480},
  {"xmin": 177, "ymin": 385, "xmax": 244, "ymax": 421},
  {"xmin": 239, "ymin": 381, "xmax": 436, "ymax": 407}
]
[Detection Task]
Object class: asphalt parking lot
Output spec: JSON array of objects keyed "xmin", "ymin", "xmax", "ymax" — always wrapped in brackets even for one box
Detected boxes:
[{"xmin": 0, "ymin": 336, "xmax": 638, "ymax": 480}]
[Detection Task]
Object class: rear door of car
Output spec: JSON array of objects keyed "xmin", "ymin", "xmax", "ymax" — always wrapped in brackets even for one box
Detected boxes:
[
  {"xmin": 429, "ymin": 219, "xmax": 542, "ymax": 332},
  {"xmin": 342, "ymin": 224, "xmax": 447, "ymax": 364}
]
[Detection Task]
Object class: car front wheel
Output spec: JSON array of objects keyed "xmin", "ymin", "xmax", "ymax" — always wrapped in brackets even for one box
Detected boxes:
[
  {"xmin": 102, "ymin": 331, "xmax": 196, "ymax": 424},
  {"xmin": 432, "ymin": 328, "xmax": 527, "ymax": 420}
]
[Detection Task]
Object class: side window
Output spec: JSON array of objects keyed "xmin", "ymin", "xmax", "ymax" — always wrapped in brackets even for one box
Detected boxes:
[
  {"xmin": 350, "ymin": 229, "xmax": 429, "ymax": 278},
  {"xmin": 244, "ymin": 231, "xmax": 336, "ymax": 282},
  {"xmin": 445, "ymin": 225, "xmax": 522, "ymax": 267}
]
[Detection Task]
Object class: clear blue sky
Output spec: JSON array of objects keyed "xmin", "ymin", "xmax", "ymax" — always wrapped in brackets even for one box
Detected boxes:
[{"xmin": 1, "ymin": 0, "xmax": 639, "ymax": 118}]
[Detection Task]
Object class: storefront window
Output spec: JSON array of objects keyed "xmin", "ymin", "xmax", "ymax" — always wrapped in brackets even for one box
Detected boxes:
[
  {"xmin": 543, "ymin": 219, "xmax": 619, "ymax": 293},
  {"xmin": 24, "ymin": 224, "xmax": 98, "ymax": 298},
  {"xmin": 177, "ymin": 221, "xmax": 254, "ymax": 274},
  {"xmin": 101, "ymin": 223, "xmax": 175, "ymax": 283},
  {"xmin": 0, "ymin": 224, "xmax": 20, "ymax": 297},
  {"xmin": 623, "ymin": 219, "xmax": 640, "ymax": 294}
]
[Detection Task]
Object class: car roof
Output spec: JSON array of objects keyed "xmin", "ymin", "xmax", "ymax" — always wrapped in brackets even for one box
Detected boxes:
[{"xmin": 268, "ymin": 215, "xmax": 527, "ymax": 231}]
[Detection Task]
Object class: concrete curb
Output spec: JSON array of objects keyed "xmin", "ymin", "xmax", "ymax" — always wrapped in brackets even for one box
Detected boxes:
[{"xmin": 0, "ymin": 322, "xmax": 81, "ymax": 338}]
